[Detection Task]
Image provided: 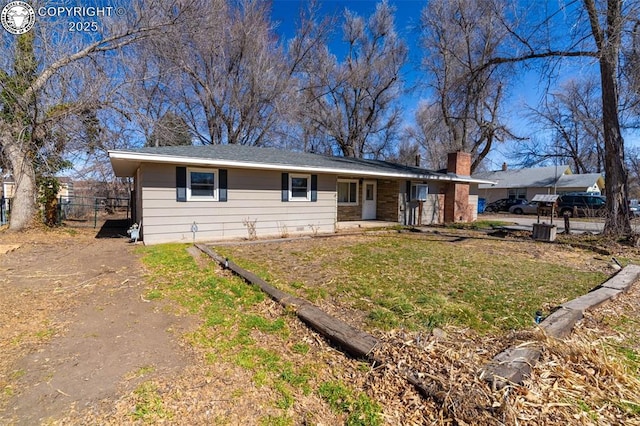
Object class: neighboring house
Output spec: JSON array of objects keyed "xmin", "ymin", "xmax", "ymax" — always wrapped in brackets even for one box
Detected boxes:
[
  {"xmin": 1, "ymin": 177, "xmax": 74, "ymax": 205},
  {"xmin": 57, "ymin": 177, "xmax": 74, "ymax": 202},
  {"xmin": 71, "ymin": 179, "xmax": 129, "ymax": 200},
  {"xmin": 108, "ymin": 145, "xmax": 493, "ymax": 245},
  {"xmin": 2, "ymin": 176, "xmax": 73, "ymax": 226},
  {"xmin": 472, "ymin": 164, "xmax": 605, "ymax": 204},
  {"xmin": 555, "ymin": 173, "xmax": 605, "ymax": 195},
  {"xmin": 1, "ymin": 176, "xmax": 15, "ymax": 200}
]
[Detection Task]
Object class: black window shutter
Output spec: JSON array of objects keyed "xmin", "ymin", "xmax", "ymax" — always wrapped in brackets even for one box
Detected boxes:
[
  {"xmin": 311, "ymin": 174, "xmax": 318, "ymax": 202},
  {"xmin": 281, "ymin": 173, "xmax": 289, "ymax": 201},
  {"xmin": 176, "ymin": 167, "xmax": 187, "ymax": 202},
  {"xmin": 405, "ymin": 180, "xmax": 411, "ymax": 200},
  {"xmin": 219, "ymin": 169, "xmax": 228, "ymax": 202}
]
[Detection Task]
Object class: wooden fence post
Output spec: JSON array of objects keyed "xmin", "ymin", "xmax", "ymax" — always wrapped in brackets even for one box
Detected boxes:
[{"xmin": 563, "ymin": 211, "xmax": 570, "ymax": 234}]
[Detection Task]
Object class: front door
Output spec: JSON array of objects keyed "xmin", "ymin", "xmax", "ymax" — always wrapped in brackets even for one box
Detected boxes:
[{"xmin": 362, "ymin": 180, "xmax": 377, "ymax": 220}]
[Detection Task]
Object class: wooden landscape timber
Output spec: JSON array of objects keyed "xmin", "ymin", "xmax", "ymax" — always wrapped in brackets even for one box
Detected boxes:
[
  {"xmin": 195, "ymin": 243, "xmax": 640, "ymax": 401},
  {"xmin": 194, "ymin": 243, "xmax": 456, "ymax": 403},
  {"xmin": 482, "ymin": 264, "xmax": 640, "ymax": 389},
  {"xmin": 195, "ymin": 243, "xmax": 379, "ymax": 360},
  {"xmin": 480, "ymin": 345, "xmax": 543, "ymax": 390}
]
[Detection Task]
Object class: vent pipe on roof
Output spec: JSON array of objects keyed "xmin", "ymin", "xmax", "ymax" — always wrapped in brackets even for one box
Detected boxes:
[{"xmin": 502, "ymin": 162, "xmax": 508, "ymax": 171}]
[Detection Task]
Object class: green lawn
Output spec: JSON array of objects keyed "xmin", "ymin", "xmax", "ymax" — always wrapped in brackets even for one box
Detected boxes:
[
  {"xmin": 134, "ymin": 233, "xmax": 639, "ymax": 424},
  {"xmin": 216, "ymin": 232, "xmax": 611, "ymax": 333},
  {"xmin": 138, "ymin": 243, "xmax": 380, "ymax": 425}
]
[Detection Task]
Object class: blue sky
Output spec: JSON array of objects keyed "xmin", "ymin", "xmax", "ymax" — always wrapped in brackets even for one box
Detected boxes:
[
  {"xmin": 270, "ymin": 0, "xmax": 426, "ymax": 97},
  {"xmin": 270, "ymin": 0, "xmax": 639, "ymax": 170},
  {"xmin": 270, "ymin": 0, "xmax": 536, "ymax": 169}
]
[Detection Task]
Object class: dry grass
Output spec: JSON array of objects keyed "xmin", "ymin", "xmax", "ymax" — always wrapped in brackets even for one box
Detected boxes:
[
  {"xmin": 216, "ymin": 231, "xmax": 613, "ymax": 332},
  {"xmin": 364, "ymin": 320, "xmax": 640, "ymax": 424},
  {"xmin": 4, "ymin": 227, "xmax": 639, "ymax": 424},
  {"xmin": 212, "ymin": 230, "xmax": 640, "ymax": 424}
]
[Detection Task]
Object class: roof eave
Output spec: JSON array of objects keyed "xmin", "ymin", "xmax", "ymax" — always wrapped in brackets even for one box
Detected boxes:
[{"xmin": 108, "ymin": 151, "xmax": 495, "ymax": 184}]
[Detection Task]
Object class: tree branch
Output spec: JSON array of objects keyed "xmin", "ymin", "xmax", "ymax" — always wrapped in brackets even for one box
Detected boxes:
[{"xmin": 20, "ymin": 25, "xmax": 165, "ymax": 106}]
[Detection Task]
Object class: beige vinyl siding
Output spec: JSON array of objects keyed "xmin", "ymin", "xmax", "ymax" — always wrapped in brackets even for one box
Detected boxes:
[
  {"xmin": 135, "ymin": 167, "xmax": 143, "ymax": 224},
  {"xmin": 139, "ymin": 164, "xmax": 337, "ymax": 244}
]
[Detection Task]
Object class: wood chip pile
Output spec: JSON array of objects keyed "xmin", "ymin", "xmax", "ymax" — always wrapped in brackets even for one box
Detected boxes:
[{"xmin": 365, "ymin": 322, "xmax": 639, "ymax": 425}]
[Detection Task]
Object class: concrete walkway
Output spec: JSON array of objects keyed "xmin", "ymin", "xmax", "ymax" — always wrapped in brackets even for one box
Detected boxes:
[{"xmin": 336, "ymin": 220, "xmax": 400, "ymax": 230}]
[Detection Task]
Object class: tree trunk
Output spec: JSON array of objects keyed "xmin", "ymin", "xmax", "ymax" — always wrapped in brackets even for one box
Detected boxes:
[
  {"xmin": 600, "ymin": 58, "xmax": 631, "ymax": 236},
  {"xmin": 341, "ymin": 143, "xmax": 356, "ymax": 158},
  {"xmin": 2, "ymin": 129, "xmax": 38, "ymax": 230},
  {"xmin": 586, "ymin": 0, "xmax": 631, "ymax": 236}
]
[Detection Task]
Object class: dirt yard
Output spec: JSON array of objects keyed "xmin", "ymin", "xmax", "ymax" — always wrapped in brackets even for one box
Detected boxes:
[
  {"xmin": 0, "ymin": 224, "xmax": 345, "ymax": 425},
  {"xmin": 1, "ymin": 224, "xmax": 639, "ymax": 425},
  {"xmin": 0, "ymin": 225, "xmax": 199, "ymax": 424}
]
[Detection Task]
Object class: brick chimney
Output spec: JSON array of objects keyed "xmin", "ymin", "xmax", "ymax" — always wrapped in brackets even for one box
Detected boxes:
[
  {"xmin": 502, "ymin": 162, "xmax": 508, "ymax": 171},
  {"xmin": 447, "ymin": 151, "xmax": 471, "ymax": 176},
  {"xmin": 444, "ymin": 152, "xmax": 473, "ymax": 223}
]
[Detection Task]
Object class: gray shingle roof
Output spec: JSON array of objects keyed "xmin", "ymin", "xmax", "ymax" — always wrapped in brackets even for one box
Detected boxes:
[
  {"xmin": 128, "ymin": 144, "xmax": 430, "ymax": 174},
  {"xmin": 110, "ymin": 145, "xmax": 494, "ymax": 184},
  {"xmin": 474, "ymin": 165, "xmax": 570, "ymax": 189},
  {"xmin": 474, "ymin": 165, "xmax": 604, "ymax": 190},
  {"xmin": 556, "ymin": 173, "xmax": 604, "ymax": 189}
]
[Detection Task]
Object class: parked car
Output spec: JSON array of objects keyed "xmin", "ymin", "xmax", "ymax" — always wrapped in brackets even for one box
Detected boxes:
[
  {"xmin": 509, "ymin": 201, "xmax": 540, "ymax": 215},
  {"xmin": 484, "ymin": 198, "xmax": 527, "ymax": 213},
  {"xmin": 556, "ymin": 193, "xmax": 606, "ymax": 217},
  {"xmin": 630, "ymin": 199, "xmax": 640, "ymax": 217}
]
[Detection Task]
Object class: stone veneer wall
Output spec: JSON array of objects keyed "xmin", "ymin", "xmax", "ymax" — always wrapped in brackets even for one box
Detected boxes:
[
  {"xmin": 338, "ymin": 183, "xmax": 362, "ymax": 222},
  {"xmin": 376, "ymin": 179, "xmax": 400, "ymax": 222},
  {"xmin": 337, "ymin": 204, "xmax": 361, "ymax": 221}
]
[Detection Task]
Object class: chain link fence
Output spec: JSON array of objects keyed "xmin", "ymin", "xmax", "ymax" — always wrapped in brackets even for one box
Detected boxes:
[{"xmin": 58, "ymin": 196, "xmax": 131, "ymax": 228}]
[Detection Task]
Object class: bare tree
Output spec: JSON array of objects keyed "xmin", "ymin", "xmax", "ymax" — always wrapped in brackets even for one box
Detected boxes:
[
  {"xmin": 513, "ymin": 78, "xmax": 605, "ymax": 172},
  {"xmin": 622, "ymin": 16, "xmax": 640, "ymax": 114},
  {"xmin": 386, "ymin": 138, "xmax": 422, "ymax": 167},
  {"xmin": 0, "ymin": 0, "xmax": 191, "ymax": 230},
  {"xmin": 119, "ymin": 54, "xmax": 178, "ymax": 148},
  {"xmin": 300, "ymin": 1, "xmax": 407, "ymax": 158},
  {"xmin": 145, "ymin": 0, "xmax": 307, "ymax": 146},
  {"xmin": 626, "ymin": 146, "xmax": 640, "ymax": 198},
  {"xmin": 585, "ymin": 0, "xmax": 632, "ymax": 235},
  {"xmin": 478, "ymin": 0, "xmax": 640, "ymax": 236},
  {"xmin": 402, "ymin": 102, "xmax": 454, "ymax": 170},
  {"xmin": 416, "ymin": 0, "xmax": 518, "ymax": 173},
  {"xmin": 259, "ymin": 0, "xmax": 335, "ymax": 151}
]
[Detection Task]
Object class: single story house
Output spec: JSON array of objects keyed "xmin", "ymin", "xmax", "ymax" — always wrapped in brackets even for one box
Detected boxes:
[
  {"xmin": 108, "ymin": 145, "xmax": 494, "ymax": 245},
  {"xmin": 1, "ymin": 176, "xmax": 73, "ymax": 206},
  {"xmin": 472, "ymin": 164, "xmax": 605, "ymax": 203},
  {"xmin": 555, "ymin": 173, "xmax": 605, "ymax": 194}
]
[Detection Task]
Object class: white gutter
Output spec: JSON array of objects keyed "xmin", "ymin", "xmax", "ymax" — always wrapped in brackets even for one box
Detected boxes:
[{"xmin": 108, "ymin": 150, "xmax": 496, "ymax": 185}]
